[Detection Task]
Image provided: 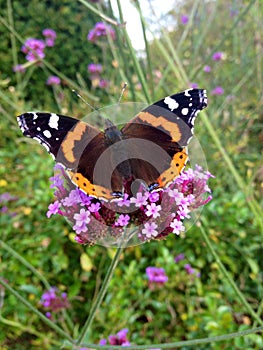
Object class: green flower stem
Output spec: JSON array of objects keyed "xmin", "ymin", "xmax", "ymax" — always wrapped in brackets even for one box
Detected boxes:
[
  {"xmin": 0, "ymin": 240, "xmax": 50, "ymax": 290},
  {"xmin": 76, "ymin": 246, "xmax": 124, "ymax": 345},
  {"xmin": 199, "ymin": 220, "xmax": 263, "ymax": 326},
  {"xmin": 0, "ymin": 278, "xmax": 74, "ymax": 343},
  {"xmin": 133, "ymin": 0, "xmax": 154, "ymax": 98},
  {"xmin": 115, "ymin": 0, "xmax": 151, "ymax": 103},
  {"xmin": 79, "ymin": 326, "xmax": 263, "ymax": 349},
  {"xmin": 77, "ymin": 0, "xmax": 120, "ymax": 27},
  {"xmin": 7, "ymin": 0, "xmax": 20, "ymax": 87}
]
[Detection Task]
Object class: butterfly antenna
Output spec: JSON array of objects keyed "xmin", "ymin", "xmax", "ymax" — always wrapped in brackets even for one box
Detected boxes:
[
  {"xmin": 72, "ymin": 90, "xmax": 97, "ymax": 111},
  {"xmin": 117, "ymin": 82, "xmax": 128, "ymax": 105}
]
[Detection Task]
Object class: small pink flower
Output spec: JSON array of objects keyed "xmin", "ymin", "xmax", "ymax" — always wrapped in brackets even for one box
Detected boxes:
[
  {"xmin": 46, "ymin": 76, "xmax": 61, "ymax": 86},
  {"xmin": 212, "ymin": 51, "xmax": 224, "ymax": 61},
  {"xmin": 211, "ymin": 86, "xmax": 224, "ymax": 95}
]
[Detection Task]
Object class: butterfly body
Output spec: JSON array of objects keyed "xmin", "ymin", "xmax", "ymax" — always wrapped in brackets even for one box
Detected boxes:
[{"xmin": 17, "ymin": 89, "xmax": 207, "ymax": 200}]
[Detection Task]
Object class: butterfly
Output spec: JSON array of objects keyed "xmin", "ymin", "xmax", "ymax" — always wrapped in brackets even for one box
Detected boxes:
[{"xmin": 17, "ymin": 88, "xmax": 207, "ymax": 200}]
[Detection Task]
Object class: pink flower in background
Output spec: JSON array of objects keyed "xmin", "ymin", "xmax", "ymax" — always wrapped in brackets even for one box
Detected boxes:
[
  {"xmin": 87, "ymin": 22, "xmax": 116, "ymax": 43},
  {"xmin": 46, "ymin": 75, "xmax": 61, "ymax": 86},
  {"xmin": 212, "ymin": 51, "xmax": 224, "ymax": 61},
  {"xmin": 21, "ymin": 38, "xmax": 46, "ymax": 61},
  {"xmin": 181, "ymin": 15, "xmax": 189, "ymax": 25},
  {"xmin": 211, "ymin": 86, "xmax": 224, "ymax": 95},
  {"xmin": 204, "ymin": 65, "xmax": 211, "ymax": 72},
  {"xmin": 13, "ymin": 64, "xmax": 26, "ymax": 73},
  {"xmin": 146, "ymin": 267, "xmax": 168, "ymax": 285},
  {"xmin": 87, "ymin": 63, "xmax": 103, "ymax": 74},
  {"xmin": 42, "ymin": 28, "xmax": 57, "ymax": 47}
]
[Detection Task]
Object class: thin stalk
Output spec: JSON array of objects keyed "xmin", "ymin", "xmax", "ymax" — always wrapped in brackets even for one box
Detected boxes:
[
  {"xmin": 76, "ymin": 246, "xmax": 124, "ymax": 345},
  {"xmin": 199, "ymin": 220, "xmax": 263, "ymax": 326},
  {"xmin": 7, "ymin": 0, "xmax": 20, "ymax": 87},
  {"xmin": 0, "ymin": 278, "xmax": 75, "ymax": 343},
  {"xmin": 115, "ymin": 0, "xmax": 151, "ymax": 103},
  {"xmin": 0, "ymin": 240, "xmax": 50, "ymax": 290},
  {"xmin": 133, "ymin": 0, "xmax": 155, "ymax": 98},
  {"xmin": 77, "ymin": 0, "xmax": 120, "ymax": 27}
]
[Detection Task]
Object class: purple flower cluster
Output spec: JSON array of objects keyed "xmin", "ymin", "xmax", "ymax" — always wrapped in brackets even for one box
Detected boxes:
[
  {"xmin": 21, "ymin": 38, "xmax": 46, "ymax": 62},
  {"xmin": 47, "ymin": 164, "xmax": 213, "ymax": 246},
  {"xmin": 40, "ymin": 287, "xmax": 70, "ymax": 318},
  {"xmin": 99, "ymin": 328, "xmax": 130, "ymax": 347},
  {"xmin": 146, "ymin": 267, "xmax": 168, "ymax": 287},
  {"xmin": 87, "ymin": 63, "xmax": 109, "ymax": 89},
  {"xmin": 42, "ymin": 28, "xmax": 57, "ymax": 47},
  {"xmin": 15, "ymin": 28, "xmax": 56, "ymax": 72},
  {"xmin": 46, "ymin": 75, "xmax": 61, "ymax": 86},
  {"xmin": 174, "ymin": 254, "xmax": 200, "ymax": 278},
  {"xmin": 0, "ymin": 192, "xmax": 18, "ymax": 217},
  {"xmin": 87, "ymin": 22, "xmax": 116, "ymax": 43}
]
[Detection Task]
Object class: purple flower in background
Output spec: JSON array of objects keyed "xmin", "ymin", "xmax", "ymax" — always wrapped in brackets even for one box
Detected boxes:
[
  {"xmin": 175, "ymin": 253, "xmax": 185, "ymax": 263},
  {"xmin": 41, "ymin": 287, "xmax": 70, "ymax": 313},
  {"xmin": 181, "ymin": 15, "xmax": 189, "ymax": 25},
  {"xmin": 146, "ymin": 267, "xmax": 168, "ymax": 285},
  {"xmin": 87, "ymin": 22, "xmax": 116, "ymax": 43},
  {"xmin": 100, "ymin": 328, "xmax": 130, "ymax": 346},
  {"xmin": 190, "ymin": 82, "xmax": 198, "ymax": 88},
  {"xmin": 13, "ymin": 64, "xmax": 26, "ymax": 73},
  {"xmin": 204, "ymin": 65, "xmax": 211, "ymax": 73},
  {"xmin": 42, "ymin": 28, "xmax": 57, "ymax": 47},
  {"xmin": 212, "ymin": 51, "xmax": 224, "ymax": 61},
  {"xmin": 87, "ymin": 63, "xmax": 103, "ymax": 74},
  {"xmin": 46, "ymin": 75, "xmax": 61, "ymax": 86},
  {"xmin": 211, "ymin": 86, "xmax": 224, "ymax": 95},
  {"xmin": 21, "ymin": 38, "xmax": 46, "ymax": 61},
  {"xmin": 98, "ymin": 79, "xmax": 109, "ymax": 89},
  {"xmin": 184, "ymin": 263, "xmax": 195, "ymax": 275}
]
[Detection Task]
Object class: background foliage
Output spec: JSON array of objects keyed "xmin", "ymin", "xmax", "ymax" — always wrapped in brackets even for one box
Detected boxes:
[{"xmin": 0, "ymin": 0, "xmax": 263, "ymax": 349}]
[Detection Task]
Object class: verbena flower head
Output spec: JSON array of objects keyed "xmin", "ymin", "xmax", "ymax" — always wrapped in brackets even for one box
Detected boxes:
[
  {"xmin": 100, "ymin": 328, "xmax": 130, "ymax": 346},
  {"xmin": 87, "ymin": 63, "xmax": 103, "ymax": 74},
  {"xmin": 181, "ymin": 15, "xmax": 189, "ymax": 25},
  {"xmin": 13, "ymin": 64, "xmax": 26, "ymax": 73},
  {"xmin": 211, "ymin": 86, "xmax": 224, "ymax": 95},
  {"xmin": 47, "ymin": 163, "xmax": 213, "ymax": 247},
  {"xmin": 87, "ymin": 22, "xmax": 116, "ymax": 43},
  {"xmin": 21, "ymin": 38, "xmax": 46, "ymax": 62},
  {"xmin": 42, "ymin": 28, "xmax": 57, "ymax": 47},
  {"xmin": 46, "ymin": 75, "xmax": 61, "ymax": 86},
  {"xmin": 146, "ymin": 266, "xmax": 168, "ymax": 285},
  {"xmin": 212, "ymin": 51, "xmax": 225, "ymax": 61},
  {"xmin": 204, "ymin": 65, "xmax": 211, "ymax": 73},
  {"xmin": 40, "ymin": 287, "xmax": 70, "ymax": 316}
]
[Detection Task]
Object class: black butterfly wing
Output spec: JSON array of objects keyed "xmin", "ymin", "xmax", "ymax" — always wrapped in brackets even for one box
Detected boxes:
[
  {"xmin": 121, "ymin": 89, "xmax": 207, "ymax": 188},
  {"xmin": 17, "ymin": 112, "xmax": 123, "ymax": 199}
]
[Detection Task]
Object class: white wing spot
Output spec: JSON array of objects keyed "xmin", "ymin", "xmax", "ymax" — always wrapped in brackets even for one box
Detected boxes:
[
  {"xmin": 184, "ymin": 89, "xmax": 193, "ymax": 97},
  {"xmin": 37, "ymin": 127, "xmax": 41, "ymax": 131},
  {"xmin": 43, "ymin": 130, "xmax": 52, "ymax": 138},
  {"xmin": 49, "ymin": 114, "xmax": 59, "ymax": 129},
  {"xmin": 181, "ymin": 108, "xmax": 189, "ymax": 115},
  {"xmin": 164, "ymin": 96, "xmax": 179, "ymax": 111},
  {"xmin": 33, "ymin": 113, "xmax": 38, "ymax": 120}
]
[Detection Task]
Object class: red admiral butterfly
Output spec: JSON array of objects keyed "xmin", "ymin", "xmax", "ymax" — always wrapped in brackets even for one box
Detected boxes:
[{"xmin": 17, "ymin": 89, "xmax": 207, "ymax": 200}]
